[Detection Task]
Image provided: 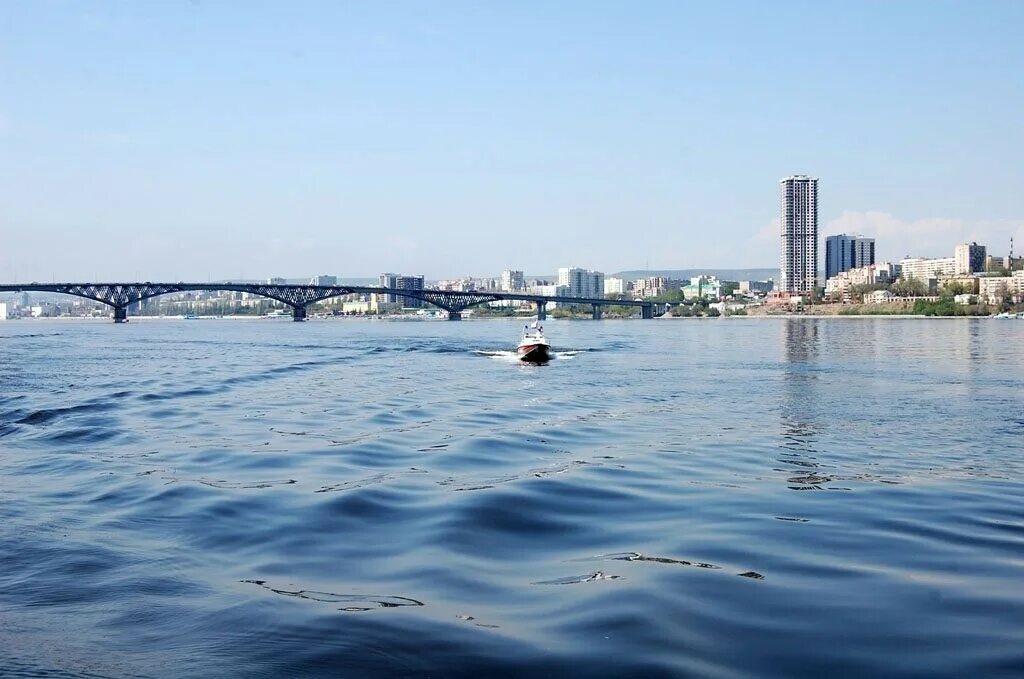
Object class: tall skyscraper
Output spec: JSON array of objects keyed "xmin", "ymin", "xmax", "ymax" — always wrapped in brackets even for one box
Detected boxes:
[
  {"xmin": 780, "ymin": 175, "xmax": 819, "ymax": 294},
  {"xmin": 825, "ymin": 234, "xmax": 875, "ymax": 281}
]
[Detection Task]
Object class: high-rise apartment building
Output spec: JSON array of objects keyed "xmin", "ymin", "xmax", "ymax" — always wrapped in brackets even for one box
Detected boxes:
[
  {"xmin": 899, "ymin": 257, "xmax": 956, "ymax": 281},
  {"xmin": 310, "ymin": 274, "xmax": 337, "ymax": 286},
  {"xmin": 780, "ymin": 175, "xmax": 819, "ymax": 294},
  {"xmin": 603, "ymin": 277, "xmax": 627, "ymax": 295},
  {"xmin": 825, "ymin": 234, "xmax": 875, "ymax": 281},
  {"xmin": 396, "ymin": 275, "xmax": 424, "ymax": 308},
  {"xmin": 500, "ymin": 270, "xmax": 525, "ymax": 291},
  {"xmin": 954, "ymin": 242, "xmax": 986, "ymax": 275},
  {"xmin": 557, "ymin": 267, "xmax": 604, "ymax": 298},
  {"xmin": 378, "ymin": 273, "xmax": 424, "ymax": 307}
]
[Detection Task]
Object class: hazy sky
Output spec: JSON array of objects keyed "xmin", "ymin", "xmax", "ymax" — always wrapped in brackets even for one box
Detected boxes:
[{"xmin": 2, "ymin": 1, "xmax": 1022, "ymax": 281}]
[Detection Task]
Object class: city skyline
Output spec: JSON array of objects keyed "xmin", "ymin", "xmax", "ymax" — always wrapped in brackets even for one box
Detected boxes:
[{"xmin": 2, "ymin": 3, "xmax": 1023, "ymax": 281}]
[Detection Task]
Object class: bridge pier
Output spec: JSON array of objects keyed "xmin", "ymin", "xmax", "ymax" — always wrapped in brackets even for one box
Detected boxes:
[
  {"xmin": 292, "ymin": 305, "xmax": 307, "ymax": 322},
  {"xmin": 592, "ymin": 304, "xmax": 603, "ymax": 320},
  {"xmin": 447, "ymin": 310, "xmax": 462, "ymax": 321},
  {"xmin": 641, "ymin": 304, "xmax": 654, "ymax": 320},
  {"xmin": 113, "ymin": 306, "xmax": 128, "ymax": 323},
  {"xmin": 535, "ymin": 301, "xmax": 547, "ymax": 321}
]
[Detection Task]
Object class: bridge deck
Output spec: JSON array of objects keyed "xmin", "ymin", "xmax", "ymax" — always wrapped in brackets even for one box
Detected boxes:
[{"xmin": 0, "ymin": 283, "xmax": 658, "ymax": 321}]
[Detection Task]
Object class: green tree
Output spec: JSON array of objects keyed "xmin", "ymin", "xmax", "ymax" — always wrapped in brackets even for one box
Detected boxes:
[
  {"xmin": 891, "ymin": 277, "xmax": 927, "ymax": 297},
  {"xmin": 940, "ymin": 281, "xmax": 971, "ymax": 298},
  {"xmin": 848, "ymin": 282, "xmax": 887, "ymax": 303},
  {"xmin": 648, "ymin": 288, "xmax": 685, "ymax": 303}
]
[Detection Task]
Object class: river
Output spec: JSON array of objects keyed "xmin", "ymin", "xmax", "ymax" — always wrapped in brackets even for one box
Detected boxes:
[{"xmin": 1, "ymin": 317, "xmax": 1021, "ymax": 677}]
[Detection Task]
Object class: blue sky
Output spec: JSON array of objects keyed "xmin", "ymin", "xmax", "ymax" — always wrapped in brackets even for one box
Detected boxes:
[{"xmin": 1, "ymin": 1, "xmax": 1022, "ymax": 280}]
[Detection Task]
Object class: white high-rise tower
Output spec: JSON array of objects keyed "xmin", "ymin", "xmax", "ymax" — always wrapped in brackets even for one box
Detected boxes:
[{"xmin": 780, "ymin": 175, "xmax": 819, "ymax": 294}]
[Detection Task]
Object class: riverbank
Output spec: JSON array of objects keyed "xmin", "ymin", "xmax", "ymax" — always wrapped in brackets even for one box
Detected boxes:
[{"xmin": 747, "ymin": 300, "xmax": 1018, "ymax": 317}]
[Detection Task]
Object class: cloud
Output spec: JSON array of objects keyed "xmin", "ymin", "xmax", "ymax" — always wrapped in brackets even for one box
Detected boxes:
[
  {"xmin": 823, "ymin": 211, "xmax": 1024, "ymax": 260},
  {"xmin": 754, "ymin": 217, "xmax": 780, "ymax": 242}
]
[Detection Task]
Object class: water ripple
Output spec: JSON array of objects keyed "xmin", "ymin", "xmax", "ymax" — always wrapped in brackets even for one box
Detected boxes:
[{"xmin": 1, "ymin": 318, "xmax": 1022, "ymax": 677}]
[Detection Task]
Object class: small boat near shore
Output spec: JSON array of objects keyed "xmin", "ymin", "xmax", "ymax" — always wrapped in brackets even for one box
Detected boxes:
[{"xmin": 517, "ymin": 322, "xmax": 551, "ymax": 363}]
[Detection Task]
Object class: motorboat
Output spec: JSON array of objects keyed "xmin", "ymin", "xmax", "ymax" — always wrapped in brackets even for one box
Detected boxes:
[{"xmin": 517, "ymin": 322, "xmax": 551, "ymax": 363}]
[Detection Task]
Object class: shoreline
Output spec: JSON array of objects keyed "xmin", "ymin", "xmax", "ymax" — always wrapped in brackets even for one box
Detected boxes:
[{"xmin": 2, "ymin": 313, "xmax": 1017, "ymax": 323}]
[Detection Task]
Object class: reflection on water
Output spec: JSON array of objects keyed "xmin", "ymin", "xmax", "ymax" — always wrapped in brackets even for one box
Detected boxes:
[
  {"xmin": 779, "ymin": 320, "xmax": 822, "ymax": 488},
  {"xmin": 0, "ymin": 318, "xmax": 1023, "ymax": 677}
]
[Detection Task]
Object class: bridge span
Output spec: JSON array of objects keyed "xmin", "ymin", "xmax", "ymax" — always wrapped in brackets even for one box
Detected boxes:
[{"xmin": 0, "ymin": 283, "xmax": 659, "ymax": 322}]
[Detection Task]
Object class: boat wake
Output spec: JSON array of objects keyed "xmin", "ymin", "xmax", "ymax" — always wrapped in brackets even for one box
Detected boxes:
[{"xmin": 473, "ymin": 350, "xmax": 580, "ymax": 363}]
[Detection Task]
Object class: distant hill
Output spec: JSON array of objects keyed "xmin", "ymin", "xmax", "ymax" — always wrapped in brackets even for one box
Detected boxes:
[{"xmin": 611, "ymin": 268, "xmax": 778, "ymax": 282}]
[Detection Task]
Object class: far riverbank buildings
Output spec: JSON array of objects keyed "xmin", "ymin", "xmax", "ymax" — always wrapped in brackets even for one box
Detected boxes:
[
  {"xmin": 379, "ymin": 273, "xmax": 425, "ymax": 308},
  {"xmin": 557, "ymin": 267, "xmax": 604, "ymax": 298},
  {"xmin": 825, "ymin": 234, "xmax": 875, "ymax": 281},
  {"xmin": 780, "ymin": 175, "xmax": 819, "ymax": 294}
]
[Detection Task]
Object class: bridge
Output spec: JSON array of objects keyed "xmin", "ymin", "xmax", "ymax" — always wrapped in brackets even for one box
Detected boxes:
[{"xmin": 0, "ymin": 283, "xmax": 658, "ymax": 322}]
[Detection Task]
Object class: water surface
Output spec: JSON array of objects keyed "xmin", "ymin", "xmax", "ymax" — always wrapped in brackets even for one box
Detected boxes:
[{"xmin": 1, "ymin": 318, "xmax": 1022, "ymax": 677}]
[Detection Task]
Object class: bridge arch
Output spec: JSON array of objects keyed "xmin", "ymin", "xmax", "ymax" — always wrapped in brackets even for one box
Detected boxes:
[{"xmin": 0, "ymin": 283, "xmax": 653, "ymax": 322}]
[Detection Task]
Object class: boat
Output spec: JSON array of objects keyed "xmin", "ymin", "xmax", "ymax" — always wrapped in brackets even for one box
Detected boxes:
[{"xmin": 517, "ymin": 321, "xmax": 551, "ymax": 363}]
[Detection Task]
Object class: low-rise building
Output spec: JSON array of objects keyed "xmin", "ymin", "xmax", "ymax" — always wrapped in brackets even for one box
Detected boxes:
[
  {"xmin": 867, "ymin": 292, "xmax": 941, "ymax": 305},
  {"xmin": 342, "ymin": 300, "xmax": 377, "ymax": 314},
  {"xmin": 954, "ymin": 294, "xmax": 978, "ymax": 305},
  {"xmin": 864, "ymin": 290, "xmax": 893, "ymax": 304},
  {"xmin": 825, "ymin": 262, "xmax": 902, "ymax": 300},
  {"xmin": 978, "ymin": 272, "xmax": 1024, "ymax": 304},
  {"xmin": 766, "ymin": 291, "xmax": 808, "ymax": 307},
  {"xmin": 738, "ymin": 280, "xmax": 774, "ymax": 295},
  {"xmin": 937, "ymin": 275, "xmax": 979, "ymax": 294},
  {"xmin": 709, "ymin": 301, "xmax": 747, "ymax": 314},
  {"xmin": 681, "ymin": 275, "xmax": 722, "ymax": 300}
]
